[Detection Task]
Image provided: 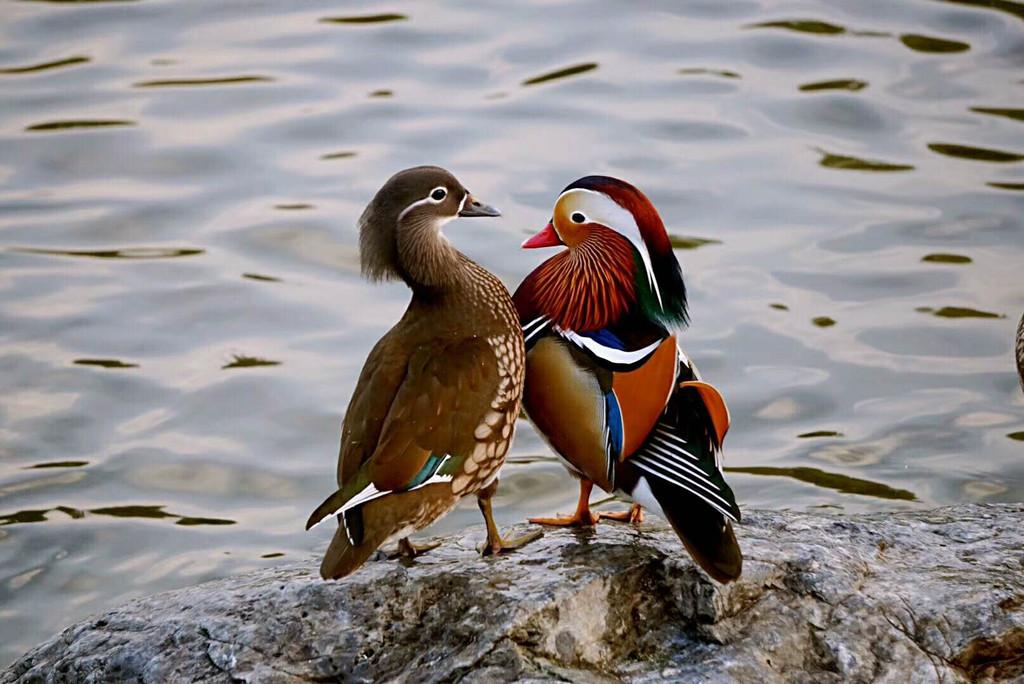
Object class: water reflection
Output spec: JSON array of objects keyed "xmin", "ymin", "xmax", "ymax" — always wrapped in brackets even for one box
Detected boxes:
[
  {"xmin": 940, "ymin": 0, "xmax": 1024, "ymax": 22},
  {"xmin": 24, "ymin": 462, "xmax": 89, "ymax": 470},
  {"xmin": 928, "ymin": 143, "xmax": 1024, "ymax": 163},
  {"xmin": 799, "ymin": 79, "xmax": 868, "ymax": 92},
  {"xmin": 73, "ymin": 359, "xmax": 139, "ymax": 369},
  {"xmin": 221, "ymin": 355, "xmax": 281, "ymax": 370},
  {"xmin": 817, "ymin": 149, "xmax": 914, "ymax": 172},
  {"xmin": 241, "ymin": 273, "xmax": 282, "ymax": 283},
  {"xmin": 25, "ymin": 120, "xmax": 134, "ymax": 132},
  {"xmin": 726, "ymin": 466, "xmax": 917, "ymax": 501},
  {"xmin": 899, "ymin": 34, "xmax": 970, "ymax": 53},
  {"xmin": 748, "ymin": 19, "xmax": 847, "ymax": 34},
  {"xmin": 521, "ymin": 63, "xmax": 598, "ymax": 86},
  {"xmin": 678, "ymin": 68, "xmax": 740, "ymax": 79},
  {"xmin": 922, "ymin": 253, "xmax": 972, "ymax": 264},
  {"xmin": 970, "ymin": 107, "xmax": 1024, "ymax": 123},
  {"xmin": 798, "ymin": 430, "xmax": 844, "ymax": 438},
  {"xmin": 0, "ymin": 56, "xmax": 89, "ymax": 74},
  {"xmin": 318, "ymin": 13, "xmax": 407, "ymax": 25},
  {"xmin": 134, "ymin": 76, "xmax": 272, "ymax": 88},
  {"xmin": 0, "ymin": 506, "xmax": 235, "ymax": 527},
  {"xmin": 12, "ymin": 247, "xmax": 204, "ymax": 259},
  {"xmin": 916, "ymin": 306, "xmax": 1004, "ymax": 319}
]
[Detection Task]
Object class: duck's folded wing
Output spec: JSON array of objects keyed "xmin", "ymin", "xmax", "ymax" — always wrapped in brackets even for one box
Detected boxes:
[
  {"xmin": 367, "ymin": 336, "xmax": 501, "ymax": 491},
  {"xmin": 336, "ymin": 330, "xmax": 414, "ymax": 485},
  {"xmin": 306, "ymin": 337, "xmax": 501, "ymax": 530},
  {"xmin": 628, "ymin": 377, "xmax": 740, "ymax": 522}
]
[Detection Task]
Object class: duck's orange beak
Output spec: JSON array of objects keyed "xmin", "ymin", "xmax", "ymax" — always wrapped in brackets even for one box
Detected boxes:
[{"xmin": 522, "ymin": 222, "xmax": 562, "ymax": 249}]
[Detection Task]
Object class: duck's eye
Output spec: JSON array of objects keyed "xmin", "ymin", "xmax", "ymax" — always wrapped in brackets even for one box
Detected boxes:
[
  {"xmin": 571, "ymin": 212, "xmax": 586, "ymax": 224},
  {"xmin": 430, "ymin": 187, "xmax": 448, "ymax": 202}
]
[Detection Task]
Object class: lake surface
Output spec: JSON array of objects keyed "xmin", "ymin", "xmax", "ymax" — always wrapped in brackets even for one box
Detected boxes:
[{"xmin": 2, "ymin": 0, "xmax": 1023, "ymax": 666}]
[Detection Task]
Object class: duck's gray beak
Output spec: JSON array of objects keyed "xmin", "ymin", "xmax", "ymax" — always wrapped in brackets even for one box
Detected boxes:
[{"xmin": 459, "ymin": 194, "xmax": 501, "ymax": 218}]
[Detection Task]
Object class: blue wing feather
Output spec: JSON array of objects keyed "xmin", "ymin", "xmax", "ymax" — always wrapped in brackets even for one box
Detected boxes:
[
  {"xmin": 604, "ymin": 390, "xmax": 624, "ymax": 484},
  {"xmin": 582, "ymin": 328, "xmax": 626, "ymax": 350}
]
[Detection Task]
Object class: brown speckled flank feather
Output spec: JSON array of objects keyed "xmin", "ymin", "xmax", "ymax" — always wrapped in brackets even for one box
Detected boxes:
[{"xmin": 307, "ymin": 167, "xmax": 531, "ymax": 579}]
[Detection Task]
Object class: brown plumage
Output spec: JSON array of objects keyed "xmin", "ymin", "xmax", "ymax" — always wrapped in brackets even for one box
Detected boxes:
[{"xmin": 307, "ymin": 166, "xmax": 540, "ymax": 579}]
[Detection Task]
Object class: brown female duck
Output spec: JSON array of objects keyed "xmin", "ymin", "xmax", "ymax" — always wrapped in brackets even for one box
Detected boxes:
[{"xmin": 306, "ymin": 166, "xmax": 540, "ymax": 579}]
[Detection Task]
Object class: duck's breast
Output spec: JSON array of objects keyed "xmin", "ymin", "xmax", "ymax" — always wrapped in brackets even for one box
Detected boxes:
[{"xmin": 523, "ymin": 336, "xmax": 612, "ymax": 490}]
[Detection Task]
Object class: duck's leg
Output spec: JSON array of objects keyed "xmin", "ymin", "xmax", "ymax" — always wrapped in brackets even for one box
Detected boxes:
[
  {"xmin": 597, "ymin": 503, "xmax": 645, "ymax": 524},
  {"xmin": 477, "ymin": 480, "xmax": 544, "ymax": 556},
  {"xmin": 528, "ymin": 479, "xmax": 600, "ymax": 527},
  {"xmin": 389, "ymin": 536, "xmax": 442, "ymax": 559}
]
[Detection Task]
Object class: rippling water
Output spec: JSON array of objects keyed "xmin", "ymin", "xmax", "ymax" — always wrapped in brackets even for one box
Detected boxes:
[{"xmin": 2, "ymin": 0, "xmax": 1023, "ymax": 666}]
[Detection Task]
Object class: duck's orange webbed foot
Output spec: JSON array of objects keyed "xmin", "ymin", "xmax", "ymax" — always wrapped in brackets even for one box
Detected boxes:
[
  {"xmin": 528, "ymin": 480, "xmax": 599, "ymax": 527},
  {"xmin": 528, "ymin": 510, "xmax": 600, "ymax": 527},
  {"xmin": 597, "ymin": 503, "xmax": 644, "ymax": 524}
]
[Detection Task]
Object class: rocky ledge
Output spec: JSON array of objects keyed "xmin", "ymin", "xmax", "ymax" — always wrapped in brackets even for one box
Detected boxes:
[{"xmin": 4, "ymin": 504, "xmax": 1024, "ymax": 683}]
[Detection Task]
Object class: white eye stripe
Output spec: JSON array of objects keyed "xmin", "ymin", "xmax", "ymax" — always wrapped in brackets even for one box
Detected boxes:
[
  {"xmin": 558, "ymin": 188, "xmax": 663, "ymax": 310},
  {"xmin": 396, "ymin": 186, "xmax": 451, "ymax": 221}
]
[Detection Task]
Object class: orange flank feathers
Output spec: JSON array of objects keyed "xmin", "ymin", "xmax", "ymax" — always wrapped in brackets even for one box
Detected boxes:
[
  {"xmin": 612, "ymin": 337, "xmax": 678, "ymax": 458},
  {"xmin": 679, "ymin": 380, "xmax": 730, "ymax": 445}
]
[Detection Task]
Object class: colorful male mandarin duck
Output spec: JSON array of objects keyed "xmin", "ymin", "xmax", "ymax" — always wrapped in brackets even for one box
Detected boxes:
[
  {"xmin": 512, "ymin": 176, "xmax": 742, "ymax": 583},
  {"xmin": 306, "ymin": 166, "xmax": 540, "ymax": 580}
]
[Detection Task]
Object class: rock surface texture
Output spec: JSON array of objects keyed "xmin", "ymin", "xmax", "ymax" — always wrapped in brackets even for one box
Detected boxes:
[{"xmin": 5, "ymin": 504, "xmax": 1024, "ymax": 683}]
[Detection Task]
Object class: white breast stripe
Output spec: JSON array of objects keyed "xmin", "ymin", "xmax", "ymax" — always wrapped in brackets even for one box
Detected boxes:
[
  {"xmin": 557, "ymin": 327, "xmax": 662, "ymax": 366},
  {"xmin": 523, "ymin": 316, "xmax": 548, "ymax": 334},
  {"xmin": 523, "ymin": 317, "xmax": 550, "ymax": 344}
]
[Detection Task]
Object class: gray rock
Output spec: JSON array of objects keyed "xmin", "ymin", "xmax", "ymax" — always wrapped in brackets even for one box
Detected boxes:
[{"xmin": 4, "ymin": 504, "xmax": 1024, "ymax": 683}]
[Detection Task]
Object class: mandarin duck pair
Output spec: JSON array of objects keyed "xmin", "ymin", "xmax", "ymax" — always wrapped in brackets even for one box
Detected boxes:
[{"xmin": 307, "ymin": 167, "xmax": 742, "ymax": 583}]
